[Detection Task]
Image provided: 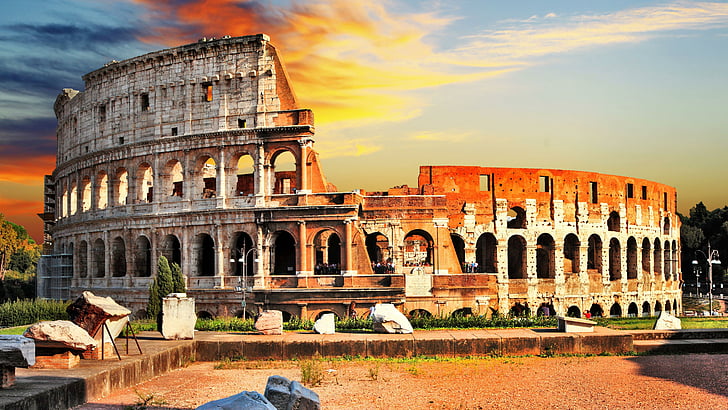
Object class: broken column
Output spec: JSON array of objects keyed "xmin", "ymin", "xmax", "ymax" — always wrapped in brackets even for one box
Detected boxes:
[
  {"xmin": 161, "ymin": 293, "xmax": 196, "ymax": 340},
  {"xmin": 66, "ymin": 291, "xmax": 131, "ymax": 359},
  {"xmin": 0, "ymin": 335, "xmax": 35, "ymax": 388},
  {"xmin": 255, "ymin": 310, "xmax": 283, "ymax": 335},
  {"xmin": 23, "ymin": 320, "xmax": 96, "ymax": 368}
]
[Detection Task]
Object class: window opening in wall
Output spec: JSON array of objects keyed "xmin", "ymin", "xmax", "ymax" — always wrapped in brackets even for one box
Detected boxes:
[
  {"xmin": 589, "ymin": 181, "xmax": 598, "ymax": 204},
  {"xmin": 626, "ymin": 183, "xmax": 634, "ymax": 198},
  {"xmin": 119, "ymin": 137, "xmax": 124, "ymax": 145},
  {"xmin": 99, "ymin": 104, "xmax": 106, "ymax": 122},
  {"xmin": 663, "ymin": 192, "xmax": 668, "ymax": 210},
  {"xmin": 507, "ymin": 207, "xmax": 526, "ymax": 229},
  {"xmin": 171, "ymin": 127, "xmax": 178, "ymax": 136},
  {"xmin": 281, "ymin": 178, "xmax": 291, "ymax": 194},
  {"xmin": 141, "ymin": 93, "xmax": 149, "ymax": 111},
  {"xmin": 479, "ymin": 174, "xmax": 490, "ymax": 191},
  {"xmin": 641, "ymin": 185, "xmax": 647, "ymax": 200},
  {"xmin": 238, "ymin": 118, "xmax": 246, "ymax": 128},
  {"xmin": 539, "ymin": 176, "xmax": 550, "ymax": 193},
  {"xmin": 201, "ymin": 157, "xmax": 217, "ymax": 198},
  {"xmin": 85, "ymin": 145, "xmax": 89, "ymax": 153},
  {"xmin": 203, "ymin": 83, "xmax": 213, "ymax": 102},
  {"xmin": 236, "ymin": 155, "xmax": 254, "ymax": 196}
]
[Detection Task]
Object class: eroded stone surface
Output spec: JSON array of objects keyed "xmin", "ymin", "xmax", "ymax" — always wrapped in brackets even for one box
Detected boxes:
[
  {"xmin": 67, "ymin": 291, "xmax": 131, "ymax": 340},
  {"xmin": 0, "ymin": 335, "xmax": 35, "ymax": 367},
  {"xmin": 162, "ymin": 295, "xmax": 196, "ymax": 340},
  {"xmin": 370, "ymin": 303, "xmax": 413, "ymax": 334},
  {"xmin": 23, "ymin": 320, "xmax": 97, "ymax": 351},
  {"xmin": 255, "ymin": 311, "xmax": 283, "ymax": 335},
  {"xmin": 312, "ymin": 313, "xmax": 335, "ymax": 335},
  {"xmin": 264, "ymin": 375, "xmax": 320, "ymax": 410},
  {"xmin": 196, "ymin": 390, "xmax": 276, "ymax": 410},
  {"xmin": 654, "ymin": 310, "xmax": 682, "ymax": 330}
]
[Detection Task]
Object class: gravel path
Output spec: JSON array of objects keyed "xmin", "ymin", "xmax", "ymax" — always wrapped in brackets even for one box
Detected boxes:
[{"xmin": 77, "ymin": 353, "xmax": 728, "ymax": 409}]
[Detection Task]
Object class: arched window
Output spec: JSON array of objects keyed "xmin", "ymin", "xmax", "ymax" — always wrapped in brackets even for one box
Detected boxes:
[
  {"xmin": 609, "ymin": 238, "xmax": 621, "ymax": 281},
  {"xmin": 78, "ymin": 240, "xmax": 88, "ymax": 278},
  {"xmin": 313, "ymin": 230, "xmax": 341, "ymax": 274},
  {"xmin": 200, "ymin": 157, "xmax": 217, "ymax": 198},
  {"xmin": 61, "ymin": 182, "xmax": 68, "ymax": 217},
  {"xmin": 134, "ymin": 236, "xmax": 152, "ymax": 277},
  {"xmin": 663, "ymin": 240, "xmax": 671, "ymax": 280},
  {"xmin": 607, "ymin": 211, "xmax": 620, "ymax": 232},
  {"xmin": 589, "ymin": 304, "xmax": 604, "ymax": 318},
  {"xmin": 403, "ymin": 230, "xmax": 434, "ymax": 267},
  {"xmin": 235, "ymin": 154, "xmax": 255, "ymax": 196},
  {"xmin": 272, "ymin": 231, "xmax": 296, "ymax": 274},
  {"xmin": 92, "ymin": 238, "xmax": 105, "ymax": 278},
  {"xmin": 507, "ymin": 207, "xmax": 526, "ymax": 229},
  {"xmin": 628, "ymin": 302, "xmax": 639, "ymax": 317},
  {"xmin": 161, "ymin": 234, "xmax": 182, "ymax": 267},
  {"xmin": 507, "ymin": 235, "xmax": 527, "ymax": 279},
  {"xmin": 641, "ymin": 238, "xmax": 651, "ymax": 275},
  {"xmin": 111, "ymin": 236, "xmax": 127, "ymax": 277},
  {"xmin": 193, "ymin": 233, "xmax": 215, "ymax": 276},
  {"xmin": 563, "ymin": 234, "xmax": 580, "ymax": 274},
  {"xmin": 165, "ymin": 160, "xmax": 184, "ymax": 197},
  {"xmin": 272, "ymin": 151, "xmax": 296, "ymax": 194},
  {"xmin": 115, "ymin": 168, "xmax": 128, "ymax": 206},
  {"xmin": 230, "ymin": 232, "xmax": 255, "ymax": 277},
  {"xmin": 642, "ymin": 301, "xmax": 651, "ymax": 317},
  {"xmin": 566, "ymin": 305, "xmax": 581, "ymax": 318},
  {"xmin": 587, "ymin": 234, "xmax": 602, "ymax": 273},
  {"xmin": 451, "ymin": 234, "xmax": 466, "ymax": 272},
  {"xmin": 81, "ymin": 176, "xmax": 92, "ymax": 211},
  {"xmin": 653, "ymin": 239, "xmax": 662, "ymax": 276},
  {"xmin": 137, "ymin": 163, "xmax": 154, "ymax": 203},
  {"xmin": 627, "ymin": 237, "xmax": 638, "ymax": 279},
  {"xmin": 476, "ymin": 233, "xmax": 497, "ymax": 273},
  {"xmin": 609, "ymin": 302, "xmax": 622, "ymax": 317},
  {"xmin": 70, "ymin": 181, "xmax": 78, "ymax": 215},
  {"xmin": 96, "ymin": 171, "xmax": 108, "ymax": 209},
  {"xmin": 536, "ymin": 234, "xmax": 555, "ymax": 279},
  {"xmin": 663, "ymin": 216, "xmax": 671, "ymax": 235},
  {"xmin": 654, "ymin": 300, "xmax": 662, "ymax": 313},
  {"xmin": 366, "ymin": 233, "xmax": 390, "ymax": 266}
]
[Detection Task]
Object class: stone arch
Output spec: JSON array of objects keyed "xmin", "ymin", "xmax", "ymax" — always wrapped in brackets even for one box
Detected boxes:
[
  {"xmin": 653, "ymin": 239, "xmax": 662, "ymax": 276},
  {"xmin": 673, "ymin": 298, "xmax": 678, "ymax": 314},
  {"xmin": 663, "ymin": 240, "xmax": 671, "ymax": 280},
  {"xmin": 536, "ymin": 233, "xmax": 555, "ymax": 279},
  {"xmin": 134, "ymin": 236, "xmax": 152, "ymax": 277},
  {"xmin": 164, "ymin": 159, "xmax": 184, "ymax": 197},
  {"xmin": 609, "ymin": 302, "xmax": 622, "ymax": 317},
  {"xmin": 507, "ymin": 206, "xmax": 526, "ymax": 229},
  {"xmin": 641, "ymin": 238, "xmax": 651, "ymax": 275},
  {"xmin": 70, "ymin": 180, "xmax": 78, "ymax": 215},
  {"xmin": 566, "ymin": 305, "xmax": 581, "ymax": 318},
  {"xmin": 114, "ymin": 167, "xmax": 128, "ymax": 206},
  {"xmin": 198, "ymin": 155, "xmax": 218, "ymax": 199},
  {"xmin": 587, "ymin": 234, "xmax": 603, "ymax": 273},
  {"xmin": 136, "ymin": 162, "xmax": 154, "ymax": 203},
  {"xmin": 315, "ymin": 310, "xmax": 339, "ymax": 320},
  {"xmin": 563, "ymin": 234, "xmax": 580, "ymax": 274},
  {"xmin": 507, "ymin": 235, "xmax": 527, "ymax": 279},
  {"xmin": 192, "ymin": 233, "xmax": 215, "ymax": 276},
  {"xmin": 627, "ymin": 237, "xmax": 638, "ymax": 279},
  {"xmin": 609, "ymin": 238, "xmax": 621, "ymax": 281},
  {"xmin": 654, "ymin": 300, "xmax": 662, "ymax": 313},
  {"xmin": 230, "ymin": 232, "xmax": 254, "ymax": 277},
  {"xmin": 475, "ymin": 232, "xmax": 497, "ymax": 273},
  {"xmin": 409, "ymin": 309, "xmax": 432, "ymax": 318},
  {"xmin": 271, "ymin": 150, "xmax": 297, "ymax": 194},
  {"xmin": 197, "ymin": 311, "xmax": 214, "ymax": 319},
  {"xmin": 642, "ymin": 301, "xmax": 651, "ymax": 317},
  {"xmin": 96, "ymin": 171, "xmax": 108, "ymax": 209},
  {"xmin": 111, "ymin": 236, "xmax": 127, "ymax": 277},
  {"xmin": 60, "ymin": 181, "xmax": 68, "ymax": 218},
  {"xmin": 366, "ymin": 232, "xmax": 391, "ymax": 266},
  {"xmin": 663, "ymin": 216, "xmax": 671, "ymax": 235},
  {"xmin": 78, "ymin": 240, "xmax": 88, "ymax": 278},
  {"xmin": 271, "ymin": 230, "xmax": 296, "ymax": 275},
  {"xmin": 313, "ymin": 229, "xmax": 341, "ymax": 274},
  {"xmin": 589, "ymin": 303, "xmax": 604, "ymax": 318},
  {"xmin": 665, "ymin": 300, "xmax": 672, "ymax": 312},
  {"xmin": 607, "ymin": 211, "xmax": 620, "ymax": 232},
  {"xmin": 451, "ymin": 234, "xmax": 466, "ymax": 272},
  {"xmin": 92, "ymin": 238, "xmax": 105, "ymax": 278},
  {"xmin": 161, "ymin": 234, "xmax": 182, "ymax": 267},
  {"xmin": 451, "ymin": 307, "xmax": 473, "ymax": 317},
  {"xmin": 234, "ymin": 153, "xmax": 255, "ymax": 196},
  {"xmin": 628, "ymin": 302, "xmax": 639, "ymax": 317},
  {"xmin": 403, "ymin": 229, "xmax": 434, "ymax": 267},
  {"xmin": 671, "ymin": 240, "xmax": 679, "ymax": 281},
  {"xmin": 81, "ymin": 175, "xmax": 92, "ymax": 212}
]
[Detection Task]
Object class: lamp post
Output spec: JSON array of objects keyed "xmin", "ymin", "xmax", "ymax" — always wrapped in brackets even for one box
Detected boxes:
[
  {"xmin": 692, "ymin": 260, "xmax": 701, "ymax": 296},
  {"xmin": 229, "ymin": 245, "xmax": 258, "ymax": 320},
  {"xmin": 693, "ymin": 244, "xmax": 721, "ymax": 316}
]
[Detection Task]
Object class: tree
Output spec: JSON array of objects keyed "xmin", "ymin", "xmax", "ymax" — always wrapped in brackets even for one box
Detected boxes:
[
  {"xmin": 148, "ymin": 256, "xmax": 175, "ymax": 328},
  {"xmin": 171, "ymin": 262, "xmax": 186, "ymax": 293},
  {"xmin": 0, "ymin": 214, "xmax": 20, "ymax": 280}
]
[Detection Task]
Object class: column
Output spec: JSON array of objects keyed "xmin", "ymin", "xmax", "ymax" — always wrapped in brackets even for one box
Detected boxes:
[
  {"xmin": 297, "ymin": 221, "xmax": 307, "ymax": 276},
  {"xmin": 344, "ymin": 220, "xmax": 353, "ymax": 274},
  {"xmin": 298, "ymin": 140, "xmax": 308, "ymax": 192},
  {"xmin": 215, "ymin": 225, "xmax": 225, "ymax": 288},
  {"xmin": 255, "ymin": 142, "xmax": 266, "ymax": 206}
]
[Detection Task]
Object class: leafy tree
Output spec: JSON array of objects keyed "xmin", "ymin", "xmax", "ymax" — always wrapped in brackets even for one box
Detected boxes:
[
  {"xmin": 0, "ymin": 214, "xmax": 20, "ymax": 280},
  {"xmin": 148, "ymin": 256, "xmax": 175, "ymax": 328}
]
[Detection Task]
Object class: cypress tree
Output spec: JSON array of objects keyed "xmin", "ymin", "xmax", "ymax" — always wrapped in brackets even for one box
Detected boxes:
[
  {"xmin": 148, "ymin": 256, "xmax": 175, "ymax": 329},
  {"xmin": 171, "ymin": 262, "xmax": 186, "ymax": 293}
]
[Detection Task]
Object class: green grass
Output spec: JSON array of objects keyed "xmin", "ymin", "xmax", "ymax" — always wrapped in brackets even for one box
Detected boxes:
[
  {"xmin": 0, "ymin": 325, "xmax": 27, "ymax": 335},
  {"xmin": 595, "ymin": 316, "xmax": 728, "ymax": 330}
]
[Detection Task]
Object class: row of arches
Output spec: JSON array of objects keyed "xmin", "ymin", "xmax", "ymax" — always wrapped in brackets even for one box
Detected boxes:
[
  {"xmin": 506, "ymin": 207, "xmax": 672, "ymax": 236},
  {"xmin": 58, "ymin": 149, "xmax": 298, "ymax": 218}
]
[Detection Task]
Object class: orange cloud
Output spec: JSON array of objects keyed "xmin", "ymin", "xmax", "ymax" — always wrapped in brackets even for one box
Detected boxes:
[{"xmin": 0, "ymin": 155, "xmax": 55, "ymax": 184}]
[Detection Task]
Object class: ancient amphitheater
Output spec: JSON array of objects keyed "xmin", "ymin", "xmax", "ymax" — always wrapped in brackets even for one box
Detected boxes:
[{"xmin": 39, "ymin": 34, "xmax": 682, "ymax": 320}]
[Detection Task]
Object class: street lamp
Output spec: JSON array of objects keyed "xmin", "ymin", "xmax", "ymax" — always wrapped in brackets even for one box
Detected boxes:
[
  {"xmin": 229, "ymin": 245, "xmax": 258, "ymax": 320},
  {"xmin": 693, "ymin": 244, "xmax": 721, "ymax": 316},
  {"xmin": 692, "ymin": 260, "xmax": 701, "ymax": 296}
]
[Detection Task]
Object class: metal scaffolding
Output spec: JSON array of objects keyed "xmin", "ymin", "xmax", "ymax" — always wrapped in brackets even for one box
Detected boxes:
[{"xmin": 37, "ymin": 254, "xmax": 72, "ymax": 300}]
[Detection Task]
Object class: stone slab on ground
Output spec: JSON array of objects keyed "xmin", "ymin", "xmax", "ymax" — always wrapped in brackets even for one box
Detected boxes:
[
  {"xmin": 557, "ymin": 316, "xmax": 597, "ymax": 333},
  {"xmin": 369, "ymin": 303, "xmax": 413, "ymax": 334},
  {"xmin": 255, "ymin": 310, "xmax": 283, "ymax": 335},
  {"xmin": 23, "ymin": 320, "xmax": 96, "ymax": 351}
]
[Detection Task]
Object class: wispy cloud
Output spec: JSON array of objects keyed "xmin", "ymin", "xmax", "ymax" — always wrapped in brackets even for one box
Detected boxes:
[
  {"xmin": 316, "ymin": 137, "xmax": 383, "ymax": 158},
  {"xmin": 408, "ymin": 130, "xmax": 475, "ymax": 142}
]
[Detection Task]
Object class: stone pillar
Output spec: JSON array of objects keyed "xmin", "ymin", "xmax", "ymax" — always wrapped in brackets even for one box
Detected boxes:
[
  {"xmin": 216, "ymin": 225, "xmax": 225, "ymax": 288},
  {"xmin": 344, "ymin": 220, "xmax": 353, "ymax": 274},
  {"xmin": 254, "ymin": 224, "xmax": 265, "ymax": 288},
  {"xmin": 255, "ymin": 142, "xmax": 266, "ymax": 206},
  {"xmin": 103, "ymin": 230, "xmax": 110, "ymax": 286},
  {"xmin": 297, "ymin": 221, "xmax": 307, "ymax": 275},
  {"xmin": 298, "ymin": 141, "xmax": 308, "ymax": 192},
  {"xmin": 218, "ymin": 148, "xmax": 227, "ymax": 201}
]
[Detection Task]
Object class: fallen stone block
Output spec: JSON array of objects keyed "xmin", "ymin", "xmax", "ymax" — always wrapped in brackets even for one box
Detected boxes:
[
  {"xmin": 312, "ymin": 313, "xmax": 335, "ymax": 335},
  {"xmin": 0, "ymin": 335, "xmax": 35, "ymax": 388},
  {"xmin": 67, "ymin": 291, "xmax": 131, "ymax": 341},
  {"xmin": 255, "ymin": 310, "xmax": 283, "ymax": 335},
  {"xmin": 196, "ymin": 390, "xmax": 277, "ymax": 410},
  {"xmin": 264, "ymin": 375, "xmax": 320, "ymax": 410},
  {"xmin": 162, "ymin": 293, "xmax": 196, "ymax": 340},
  {"xmin": 557, "ymin": 316, "xmax": 597, "ymax": 333},
  {"xmin": 23, "ymin": 320, "xmax": 97, "ymax": 351},
  {"xmin": 653, "ymin": 310, "xmax": 681, "ymax": 330},
  {"xmin": 370, "ymin": 303, "xmax": 413, "ymax": 334}
]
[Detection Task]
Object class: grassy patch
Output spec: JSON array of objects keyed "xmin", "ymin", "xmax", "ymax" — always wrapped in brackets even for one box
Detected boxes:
[{"xmin": 0, "ymin": 325, "xmax": 27, "ymax": 335}]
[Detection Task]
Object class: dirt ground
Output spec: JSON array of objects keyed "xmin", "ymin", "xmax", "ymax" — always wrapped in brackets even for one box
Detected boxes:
[{"xmin": 76, "ymin": 353, "xmax": 728, "ymax": 410}]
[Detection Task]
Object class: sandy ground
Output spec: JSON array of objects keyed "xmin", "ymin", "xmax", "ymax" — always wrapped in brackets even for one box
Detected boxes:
[{"xmin": 76, "ymin": 353, "xmax": 728, "ymax": 410}]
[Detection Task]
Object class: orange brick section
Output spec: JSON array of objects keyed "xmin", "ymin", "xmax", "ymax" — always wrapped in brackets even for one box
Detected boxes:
[
  {"xmin": 81, "ymin": 343, "xmax": 117, "ymax": 360},
  {"xmin": 32, "ymin": 351, "xmax": 80, "ymax": 369}
]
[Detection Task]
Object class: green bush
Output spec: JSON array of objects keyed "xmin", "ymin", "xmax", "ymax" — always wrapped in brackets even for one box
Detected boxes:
[{"xmin": 0, "ymin": 299, "xmax": 70, "ymax": 327}]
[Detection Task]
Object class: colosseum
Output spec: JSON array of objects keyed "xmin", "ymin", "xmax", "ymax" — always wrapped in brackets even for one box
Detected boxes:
[{"xmin": 39, "ymin": 34, "xmax": 682, "ymax": 320}]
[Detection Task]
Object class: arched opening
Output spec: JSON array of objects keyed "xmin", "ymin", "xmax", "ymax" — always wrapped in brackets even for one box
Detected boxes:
[
  {"xmin": 78, "ymin": 240, "xmax": 88, "ymax": 278},
  {"xmin": 671, "ymin": 240, "xmax": 678, "ymax": 281},
  {"xmin": 96, "ymin": 171, "xmax": 108, "ymax": 209},
  {"xmin": 92, "ymin": 238, "xmax": 105, "ymax": 278},
  {"xmin": 403, "ymin": 230, "xmax": 434, "ymax": 267},
  {"xmin": 566, "ymin": 305, "xmax": 581, "ymax": 318},
  {"xmin": 61, "ymin": 183, "xmax": 68, "ymax": 217},
  {"xmin": 663, "ymin": 240, "xmax": 671, "ymax": 281},
  {"xmin": 81, "ymin": 176, "xmax": 92, "ymax": 211},
  {"xmin": 641, "ymin": 238, "xmax": 651, "ymax": 275},
  {"xmin": 475, "ymin": 233, "xmax": 497, "ymax": 273},
  {"xmin": 507, "ymin": 235, "xmax": 527, "ymax": 279},
  {"xmin": 366, "ymin": 233, "xmax": 391, "ymax": 270},
  {"xmin": 628, "ymin": 302, "xmax": 639, "ymax": 317},
  {"xmin": 235, "ymin": 154, "xmax": 255, "ymax": 196},
  {"xmin": 313, "ymin": 230, "xmax": 341, "ymax": 274},
  {"xmin": 589, "ymin": 304, "xmax": 604, "ymax": 318},
  {"xmin": 536, "ymin": 234, "xmax": 555, "ymax": 279},
  {"xmin": 642, "ymin": 301, "xmax": 651, "ymax": 317},
  {"xmin": 663, "ymin": 216, "xmax": 671, "ymax": 235},
  {"xmin": 665, "ymin": 300, "xmax": 672, "ymax": 312},
  {"xmin": 193, "ymin": 233, "xmax": 215, "ymax": 276},
  {"xmin": 587, "ymin": 234, "xmax": 603, "ymax": 273},
  {"xmin": 507, "ymin": 207, "xmax": 526, "ymax": 229},
  {"xmin": 409, "ymin": 309, "xmax": 432, "ymax": 318},
  {"xmin": 607, "ymin": 211, "xmax": 620, "ymax": 232},
  {"xmin": 609, "ymin": 302, "xmax": 622, "ymax": 317},
  {"xmin": 451, "ymin": 234, "xmax": 466, "ymax": 272},
  {"xmin": 111, "ymin": 236, "xmax": 127, "ymax": 277},
  {"xmin": 654, "ymin": 300, "xmax": 662, "ymax": 314},
  {"xmin": 627, "ymin": 237, "xmax": 638, "ymax": 279},
  {"xmin": 230, "ymin": 232, "xmax": 254, "ymax": 277},
  {"xmin": 70, "ymin": 181, "xmax": 78, "ymax": 215},
  {"xmin": 197, "ymin": 311, "xmax": 214, "ymax": 320},
  {"xmin": 673, "ymin": 299, "xmax": 678, "ymax": 314},
  {"xmin": 161, "ymin": 234, "xmax": 182, "ymax": 267},
  {"xmin": 272, "ymin": 150, "xmax": 296, "ymax": 194},
  {"xmin": 272, "ymin": 231, "xmax": 296, "ymax": 275},
  {"xmin": 200, "ymin": 157, "xmax": 217, "ymax": 198},
  {"xmin": 115, "ymin": 168, "xmax": 128, "ymax": 206},
  {"xmin": 315, "ymin": 311, "xmax": 339, "ymax": 321},
  {"xmin": 137, "ymin": 163, "xmax": 153, "ymax": 203},
  {"xmin": 654, "ymin": 239, "xmax": 662, "ymax": 277},
  {"xmin": 563, "ymin": 234, "xmax": 580, "ymax": 274},
  {"xmin": 609, "ymin": 238, "xmax": 621, "ymax": 281},
  {"xmin": 134, "ymin": 236, "xmax": 152, "ymax": 277},
  {"xmin": 281, "ymin": 311, "xmax": 293, "ymax": 323},
  {"xmin": 451, "ymin": 308, "xmax": 473, "ymax": 317},
  {"xmin": 166, "ymin": 159, "xmax": 184, "ymax": 197}
]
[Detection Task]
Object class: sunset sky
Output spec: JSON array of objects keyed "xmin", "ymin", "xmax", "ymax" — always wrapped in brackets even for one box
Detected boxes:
[{"xmin": 2, "ymin": 0, "xmax": 728, "ymax": 242}]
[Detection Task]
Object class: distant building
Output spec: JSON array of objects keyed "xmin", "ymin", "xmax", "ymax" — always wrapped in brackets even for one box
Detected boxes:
[{"xmin": 40, "ymin": 34, "xmax": 681, "ymax": 319}]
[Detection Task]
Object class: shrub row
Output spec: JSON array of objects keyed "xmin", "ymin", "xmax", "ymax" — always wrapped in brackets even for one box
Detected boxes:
[{"xmin": 0, "ymin": 299, "xmax": 70, "ymax": 327}]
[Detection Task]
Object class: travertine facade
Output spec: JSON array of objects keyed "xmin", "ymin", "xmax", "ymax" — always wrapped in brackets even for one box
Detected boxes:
[{"xmin": 42, "ymin": 34, "xmax": 681, "ymax": 320}]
